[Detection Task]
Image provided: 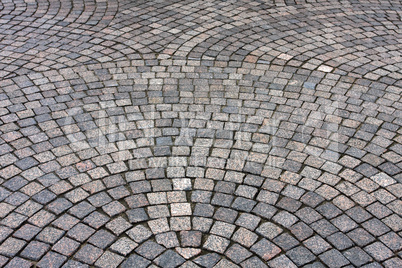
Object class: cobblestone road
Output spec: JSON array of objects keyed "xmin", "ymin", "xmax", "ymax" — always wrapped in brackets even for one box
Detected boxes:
[{"xmin": 0, "ymin": 0, "xmax": 401, "ymax": 267}]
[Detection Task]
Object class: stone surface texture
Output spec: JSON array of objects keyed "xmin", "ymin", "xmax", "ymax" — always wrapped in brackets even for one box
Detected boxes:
[{"xmin": 0, "ymin": 0, "xmax": 401, "ymax": 267}]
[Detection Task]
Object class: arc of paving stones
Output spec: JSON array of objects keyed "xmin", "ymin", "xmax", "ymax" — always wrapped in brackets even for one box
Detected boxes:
[
  {"xmin": 106, "ymin": 0, "xmax": 402, "ymax": 81},
  {"xmin": 2, "ymin": 0, "xmax": 401, "ymax": 81},
  {"xmin": 0, "ymin": 31, "xmax": 144, "ymax": 78},
  {"xmin": 0, "ymin": 0, "xmax": 401, "ymax": 267},
  {"xmin": 0, "ymin": 58, "xmax": 401, "ymax": 267},
  {"xmin": 0, "ymin": 0, "xmax": 123, "ymax": 78},
  {"xmin": 0, "ymin": 0, "xmax": 118, "ymax": 28}
]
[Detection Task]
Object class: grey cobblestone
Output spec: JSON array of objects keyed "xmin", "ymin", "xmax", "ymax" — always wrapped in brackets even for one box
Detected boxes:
[{"xmin": 0, "ymin": 0, "xmax": 401, "ymax": 266}]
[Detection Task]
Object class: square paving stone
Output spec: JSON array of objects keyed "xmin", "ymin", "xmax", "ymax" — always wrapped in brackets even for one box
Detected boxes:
[
  {"xmin": 252, "ymin": 202, "xmax": 277, "ymax": 219},
  {"xmin": 4, "ymin": 257, "xmax": 32, "ymax": 268},
  {"xmin": 20, "ymin": 241, "xmax": 50, "ymax": 261},
  {"xmin": 211, "ymin": 221, "xmax": 236, "ymax": 239},
  {"xmin": 296, "ymin": 207, "xmax": 322, "ymax": 224},
  {"xmin": 311, "ymin": 219, "xmax": 338, "ymax": 238},
  {"xmin": 106, "ymin": 217, "xmax": 132, "ymax": 235},
  {"xmin": 52, "ymin": 237, "xmax": 80, "ymax": 256},
  {"xmin": 316, "ymin": 202, "xmax": 342, "ymax": 219},
  {"xmin": 88, "ymin": 229, "xmax": 116, "ymax": 249},
  {"xmin": 232, "ymin": 227, "xmax": 258, "ymax": 248},
  {"xmin": 235, "ymin": 213, "xmax": 261, "ymax": 231},
  {"xmin": 193, "ymin": 253, "xmax": 221, "ymax": 268},
  {"xmin": 95, "ymin": 251, "xmax": 125, "ymax": 268},
  {"xmin": 74, "ymin": 244, "xmax": 103, "ymax": 265},
  {"xmin": 171, "ymin": 202, "xmax": 192, "ymax": 216},
  {"xmin": 364, "ymin": 242, "xmax": 394, "ymax": 262},
  {"xmin": 203, "ymin": 235, "xmax": 230, "ymax": 254},
  {"xmin": 343, "ymin": 247, "xmax": 373, "ymax": 266},
  {"xmin": 193, "ymin": 203, "xmax": 214, "ymax": 218},
  {"xmin": 126, "ymin": 225, "xmax": 152, "ymax": 243},
  {"xmin": 286, "ymin": 246, "xmax": 316, "ymax": 266},
  {"xmin": 5, "ymin": 193, "xmax": 29, "ymax": 206},
  {"xmin": 256, "ymin": 222, "xmax": 283, "ymax": 240},
  {"xmin": 273, "ymin": 233, "xmax": 300, "ymax": 251},
  {"xmin": 32, "ymin": 190, "xmax": 57, "ymax": 204},
  {"xmin": 191, "ymin": 191, "xmax": 212, "ymax": 203},
  {"xmin": 383, "ymin": 257, "xmax": 402, "ymax": 268},
  {"xmin": 300, "ymin": 192, "xmax": 325, "ymax": 208},
  {"xmin": 121, "ymin": 254, "xmax": 151, "ymax": 268},
  {"xmin": 154, "ymin": 250, "xmax": 186, "ymax": 268},
  {"xmin": 231, "ymin": 197, "xmax": 256, "ymax": 212},
  {"xmin": 362, "ymin": 218, "xmax": 391, "ymax": 237},
  {"xmin": 67, "ymin": 223, "xmax": 95, "ymax": 242},
  {"xmin": 156, "ymin": 232, "xmax": 180, "ymax": 248},
  {"xmin": 214, "ymin": 259, "xmax": 239, "ymax": 268},
  {"xmin": 347, "ymin": 228, "xmax": 376, "ymax": 247},
  {"xmin": 303, "ymin": 235, "xmax": 332, "ymax": 255},
  {"xmin": 149, "ymin": 218, "xmax": 170, "ymax": 234},
  {"xmin": 180, "ymin": 231, "xmax": 202, "ymax": 247},
  {"xmin": 127, "ymin": 208, "xmax": 149, "ymax": 223},
  {"xmin": 28, "ymin": 210, "xmax": 56, "ymax": 227},
  {"xmin": 225, "ymin": 244, "xmax": 253, "ymax": 264},
  {"xmin": 379, "ymin": 232, "xmax": 402, "ymax": 251},
  {"xmin": 135, "ymin": 241, "xmax": 165, "ymax": 259},
  {"xmin": 47, "ymin": 198, "xmax": 72, "ymax": 215},
  {"xmin": 331, "ymin": 215, "xmax": 358, "ymax": 232},
  {"xmin": 327, "ymin": 232, "xmax": 354, "ymax": 250},
  {"xmin": 211, "ymin": 193, "xmax": 234, "ymax": 207},
  {"xmin": 148, "ymin": 205, "xmax": 170, "ymax": 219},
  {"xmin": 87, "ymin": 192, "xmax": 112, "ymax": 207},
  {"xmin": 346, "ymin": 206, "xmax": 372, "ymax": 223},
  {"xmin": 36, "ymin": 251, "xmax": 67, "ymax": 268},
  {"xmin": 102, "ymin": 201, "xmax": 126, "ymax": 217},
  {"xmin": 272, "ymin": 211, "xmax": 298, "ymax": 228},
  {"xmin": 268, "ymin": 255, "xmax": 297, "ymax": 268},
  {"xmin": 68, "ymin": 201, "xmax": 95, "ymax": 219},
  {"xmin": 319, "ymin": 249, "xmax": 350, "ymax": 268},
  {"xmin": 251, "ymin": 238, "xmax": 281, "ymax": 261},
  {"xmin": 125, "ymin": 194, "xmax": 149, "ymax": 208},
  {"xmin": 83, "ymin": 211, "xmax": 109, "ymax": 229},
  {"xmin": 36, "ymin": 227, "xmax": 65, "ymax": 244},
  {"xmin": 13, "ymin": 223, "xmax": 41, "ymax": 241},
  {"xmin": 0, "ymin": 237, "xmax": 26, "ymax": 257},
  {"xmin": 110, "ymin": 237, "xmax": 138, "ymax": 256},
  {"xmin": 0, "ymin": 203, "xmax": 14, "ymax": 220},
  {"xmin": 213, "ymin": 207, "xmax": 238, "ymax": 223},
  {"xmin": 61, "ymin": 260, "xmax": 89, "ymax": 268},
  {"xmin": 192, "ymin": 217, "xmax": 213, "ymax": 233},
  {"xmin": 240, "ymin": 256, "xmax": 268, "ymax": 268},
  {"xmin": 290, "ymin": 222, "xmax": 314, "ymax": 241}
]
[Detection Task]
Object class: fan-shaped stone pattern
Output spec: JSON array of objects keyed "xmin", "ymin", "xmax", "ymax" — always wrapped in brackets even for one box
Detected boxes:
[
  {"xmin": 0, "ymin": 59, "xmax": 401, "ymax": 267},
  {"xmin": 0, "ymin": 0, "xmax": 118, "ymax": 28},
  {"xmin": 0, "ymin": 0, "xmax": 402, "ymax": 267},
  {"xmin": 0, "ymin": 0, "xmax": 121, "ymax": 78},
  {"xmin": 107, "ymin": 0, "xmax": 402, "ymax": 83}
]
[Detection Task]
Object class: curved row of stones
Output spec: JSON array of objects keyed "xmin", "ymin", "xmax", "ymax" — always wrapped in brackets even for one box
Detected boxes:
[
  {"xmin": 1, "ymin": 0, "xmax": 401, "ymax": 81},
  {"xmin": 0, "ymin": 59, "xmax": 400, "ymax": 267},
  {"xmin": 0, "ymin": 0, "xmax": 401, "ymax": 268}
]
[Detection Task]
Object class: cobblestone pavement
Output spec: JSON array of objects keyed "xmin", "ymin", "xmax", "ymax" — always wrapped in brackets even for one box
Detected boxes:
[{"xmin": 0, "ymin": 0, "xmax": 401, "ymax": 267}]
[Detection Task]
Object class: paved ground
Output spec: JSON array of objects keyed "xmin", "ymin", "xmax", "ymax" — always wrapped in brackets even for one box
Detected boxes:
[{"xmin": 0, "ymin": 0, "xmax": 401, "ymax": 267}]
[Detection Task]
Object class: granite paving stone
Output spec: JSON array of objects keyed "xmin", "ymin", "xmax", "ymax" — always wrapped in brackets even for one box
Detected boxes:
[
  {"xmin": 36, "ymin": 252, "xmax": 67, "ymax": 268},
  {"xmin": 319, "ymin": 249, "xmax": 350, "ymax": 268},
  {"xmin": 73, "ymin": 244, "xmax": 103, "ymax": 265},
  {"xmin": 364, "ymin": 242, "xmax": 394, "ymax": 262},
  {"xmin": 0, "ymin": 0, "xmax": 401, "ymax": 266},
  {"xmin": 343, "ymin": 247, "xmax": 373, "ymax": 266},
  {"xmin": 20, "ymin": 241, "xmax": 50, "ymax": 261},
  {"xmin": 52, "ymin": 237, "xmax": 80, "ymax": 257}
]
